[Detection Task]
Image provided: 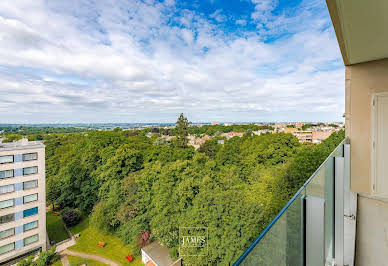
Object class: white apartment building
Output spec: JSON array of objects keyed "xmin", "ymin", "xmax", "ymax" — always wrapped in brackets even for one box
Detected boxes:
[{"xmin": 0, "ymin": 138, "xmax": 46, "ymax": 265}]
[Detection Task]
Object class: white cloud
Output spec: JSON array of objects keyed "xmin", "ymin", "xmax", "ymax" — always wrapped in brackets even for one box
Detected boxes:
[
  {"xmin": 210, "ymin": 9, "xmax": 227, "ymax": 23},
  {"xmin": 0, "ymin": 0, "xmax": 344, "ymax": 123},
  {"xmin": 251, "ymin": 0, "xmax": 277, "ymax": 21},
  {"xmin": 235, "ymin": 19, "xmax": 247, "ymax": 26}
]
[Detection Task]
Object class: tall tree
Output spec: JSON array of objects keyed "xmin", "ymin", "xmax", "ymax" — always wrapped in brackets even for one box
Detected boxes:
[{"xmin": 175, "ymin": 113, "xmax": 190, "ymax": 148}]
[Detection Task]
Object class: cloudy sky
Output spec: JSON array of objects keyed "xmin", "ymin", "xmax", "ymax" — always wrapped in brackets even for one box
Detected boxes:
[{"xmin": 0, "ymin": 0, "xmax": 344, "ymax": 123}]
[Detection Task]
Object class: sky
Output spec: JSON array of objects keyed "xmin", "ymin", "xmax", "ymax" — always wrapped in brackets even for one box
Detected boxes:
[{"xmin": 0, "ymin": 0, "xmax": 344, "ymax": 124}]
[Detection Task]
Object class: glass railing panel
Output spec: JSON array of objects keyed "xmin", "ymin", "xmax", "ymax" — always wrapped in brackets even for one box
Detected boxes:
[
  {"xmin": 305, "ymin": 156, "xmax": 334, "ymax": 261},
  {"xmin": 234, "ymin": 140, "xmax": 346, "ymax": 265},
  {"xmin": 304, "ymin": 141, "xmax": 343, "ymax": 261},
  {"xmin": 239, "ymin": 192, "xmax": 304, "ymax": 266}
]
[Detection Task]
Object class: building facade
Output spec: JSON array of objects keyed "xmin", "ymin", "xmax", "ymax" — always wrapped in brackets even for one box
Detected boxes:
[
  {"xmin": 0, "ymin": 139, "xmax": 46, "ymax": 264},
  {"xmin": 292, "ymin": 131, "xmax": 313, "ymax": 143}
]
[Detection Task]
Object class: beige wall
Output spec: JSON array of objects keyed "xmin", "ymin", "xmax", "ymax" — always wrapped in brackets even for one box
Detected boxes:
[
  {"xmin": 346, "ymin": 58, "xmax": 388, "ymax": 194},
  {"xmin": 356, "ymin": 196, "xmax": 388, "ymax": 266},
  {"xmin": 347, "ymin": 58, "xmax": 388, "ymax": 266}
]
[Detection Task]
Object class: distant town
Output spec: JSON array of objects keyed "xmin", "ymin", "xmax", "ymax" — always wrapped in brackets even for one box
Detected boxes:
[
  {"xmin": 0, "ymin": 121, "xmax": 344, "ymax": 148},
  {"xmin": 147, "ymin": 122, "xmax": 344, "ymax": 149}
]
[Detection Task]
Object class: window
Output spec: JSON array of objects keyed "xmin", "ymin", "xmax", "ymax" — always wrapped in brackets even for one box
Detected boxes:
[
  {"xmin": 22, "ymin": 153, "xmax": 38, "ymax": 161},
  {"xmin": 24, "ymin": 221, "xmax": 38, "ymax": 232},
  {"xmin": 24, "ymin": 234, "xmax": 38, "ymax": 246},
  {"xmin": 23, "ymin": 207, "xmax": 38, "ymax": 218},
  {"xmin": 0, "ymin": 169, "xmax": 14, "ymax": 179},
  {"xmin": 23, "ymin": 180, "xmax": 38, "ymax": 190},
  {"xmin": 0, "ymin": 184, "xmax": 14, "ymax": 194},
  {"xmin": 0, "ymin": 228, "xmax": 15, "ymax": 240},
  {"xmin": 0, "ymin": 242, "xmax": 14, "ymax": 255},
  {"xmin": 0, "ymin": 155, "xmax": 13, "ymax": 164},
  {"xmin": 0, "ymin": 214, "xmax": 15, "ymax": 224},
  {"xmin": 0, "ymin": 199, "xmax": 14, "ymax": 209},
  {"xmin": 23, "ymin": 194, "xmax": 38, "ymax": 204},
  {"xmin": 23, "ymin": 166, "xmax": 38, "ymax": 175}
]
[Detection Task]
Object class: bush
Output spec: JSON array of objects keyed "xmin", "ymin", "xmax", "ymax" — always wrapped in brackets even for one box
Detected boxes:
[
  {"xmin": 62, "ymin": 209, "xmax": 80, "ymax": 227},
  {"xmin": 90, "ymin": 202, "xmax": 114, "ymax": 233},
  {"xmin": 17, "ymin": 247, "xmax": 59, "ymax": 266}
]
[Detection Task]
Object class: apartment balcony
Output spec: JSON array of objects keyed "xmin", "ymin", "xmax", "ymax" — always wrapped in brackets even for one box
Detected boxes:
[{"xmin": 233, "ymin": 139, "xmax": 355, "ymax": 266}]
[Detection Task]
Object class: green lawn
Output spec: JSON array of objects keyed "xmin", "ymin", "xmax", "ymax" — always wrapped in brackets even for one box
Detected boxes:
[
  {"xmin": 46, "ymin": 211, "xmax": 70, "ymax": 243},
  {"xmin": 68, "ymin": 255, "xmax": 108, "ymax": 266},
  {"xmin": 50, "ymin": 259, "xmax": 62, "ymax": 266},
  {"xmin": 68, "ymin": 218, "xmax": 142, "ymax": 266}
]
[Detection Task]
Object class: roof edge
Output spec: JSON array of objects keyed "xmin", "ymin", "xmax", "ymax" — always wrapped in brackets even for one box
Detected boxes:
[{"xmin": 326, "ymin": 0, "xmax": 350, "ymax": 66}]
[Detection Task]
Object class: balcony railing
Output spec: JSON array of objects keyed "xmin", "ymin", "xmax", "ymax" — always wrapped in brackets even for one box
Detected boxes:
[{"xmin": 234, "ymin": 139, "xmax": 350, "ymax": 266}]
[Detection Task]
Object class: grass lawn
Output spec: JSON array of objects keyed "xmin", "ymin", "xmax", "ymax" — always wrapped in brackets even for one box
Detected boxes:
[
  {"xmin": 46, "ymin": 211, "xmax": 70, "ymax": 243},
  {"xmin": 68, "ymin": 218, "xmax": 142, "ymax": 266},
  {"xmin": 50, "ymin": 259, "xmax": 62, "ymax": 266},
  {"xmin": 67, "ymin": 255, "xmax": 108, "ymax": 266}
]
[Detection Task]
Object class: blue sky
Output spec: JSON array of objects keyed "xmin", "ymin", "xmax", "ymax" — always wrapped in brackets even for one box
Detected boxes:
[{"xmin": 0, "ymin": 0, "xmax": 344, "ymax": 123}]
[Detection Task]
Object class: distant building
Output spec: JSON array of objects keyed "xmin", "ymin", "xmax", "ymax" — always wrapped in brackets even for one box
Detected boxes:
[
  {"xmin": 293, "ymin": 131, "xmax": 313, "ymax": 143},
  {"xmin": 312, "ymin": 130, "xmax": 334, "ymax": 144},
  {"xmin": 141, "ymin": 241, "xmax": 181, "ymax": 266},
  {"xmin": 217, "ymin": 140, "xmax": 225, "ymax": 145},
  {"xmin": 220, "ymin": 132, "xmax": 243, "ymax": 139},
  {"xmin": 0, "ymin": 139, "xmax": 47, "ymax": 265},
  {"xmin": 188, "ymin": 135, "xmax": 210, "ymax": 149},
  {"xmin": 274, "ymin": 123, "xmax": 286, "ymax": 129},
  {"xmin": 252, "ymin": 129, "xmax": 272, "ymax": 136},
  {"xmin": 284, "ymin": 128, "xmax": 298, "ymax": 134},
  {"xmin": 296, "ymin": 122, "xmax": 303, "ymax": 128}
]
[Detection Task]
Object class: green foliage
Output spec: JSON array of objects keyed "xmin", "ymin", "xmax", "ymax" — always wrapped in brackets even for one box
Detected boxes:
[
  {"xmin": 198, "ymin": 138, "xmax": 222, "ymax": 158},
  {"xmin": 175, "ymin": 113, "xmax": 191, "ymax": 148},
  {"xmin": 62, "ymin": 209, "xmax": 81, "ymax": 227},
  {"xmin": 0, "ymin": 126, "xmax": 87, "ymax": 135},
  {"xmin": 2, "ymin": 134, "xmax": 22, "ymax": 142},
  {"xmin": 90, "ymin": 202, "xmax": 115, "ymax": 232},
  {"xmin": 17, "ymin": 247, "xmax": 59, "ymax": 266},
  {"xmin": 44, "ymin": 119, "xmax": 344, "ymax": 265},
  {"xmin": 184, "ymin": 123, "xmax": 272, "ymax": 136}
]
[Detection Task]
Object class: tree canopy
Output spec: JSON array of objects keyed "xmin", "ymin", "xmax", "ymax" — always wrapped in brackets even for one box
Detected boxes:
[{"xmin": 43, "ymin": 122, "xmax": 344, "ymax": 265}]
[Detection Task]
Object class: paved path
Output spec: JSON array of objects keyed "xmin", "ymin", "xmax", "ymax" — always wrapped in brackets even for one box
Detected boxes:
[
  {"xmin": 56, "ymin": 237, "xmax": 77, "ymax": 253},
  {"xmin": 61, "ymin": 250, "xmax": 120, "ymax": 266},
  {"xmin": 60, "ymin": 254, "xmax": 70, "ymax": 266}
]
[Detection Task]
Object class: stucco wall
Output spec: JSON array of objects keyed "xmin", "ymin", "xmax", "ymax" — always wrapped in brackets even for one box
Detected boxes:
[
  {"xmin": 356, "ymin": 196, "xmax": 388, "ymax": 266},
  {"xmin": 348, "ymin": 58, "xmax": 388, "ymax": 266},
  {"xmin": 346, "ymin": 58, "xmax": 388, "ymax": 194}
]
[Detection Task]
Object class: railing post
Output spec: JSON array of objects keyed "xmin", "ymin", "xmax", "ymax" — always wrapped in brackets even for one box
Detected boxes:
[
  {"xmin": 344, "ymin": 144, "xmax": 351, "ymax": 216},
  {"xmin": 335, "ymin": 156, "xmax": 345, "ymax": 266},
  {"xmin": 343, "ymin": 143, "xmax": 356, "ymax": 266},
  {"xmin": 301, "ymin": 195, "xmax": 306, "ymax": 266},
  {"xmin": 306, "ymin": 196, "xmax": 325, "ymax": 266}
]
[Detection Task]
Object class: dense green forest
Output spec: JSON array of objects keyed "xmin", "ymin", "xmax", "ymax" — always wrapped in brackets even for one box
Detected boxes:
[{"xmin": 41, "ymin": 117, "xmax": 344, "ymax": 265}]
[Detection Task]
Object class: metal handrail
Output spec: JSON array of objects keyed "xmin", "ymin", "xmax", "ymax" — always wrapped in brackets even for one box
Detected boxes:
[{"xmin": 233, "ymin": 139, "xmax": 346, "ymax": 265}]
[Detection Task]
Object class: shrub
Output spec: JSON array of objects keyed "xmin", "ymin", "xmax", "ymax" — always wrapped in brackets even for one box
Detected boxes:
[
  {"xmin": 62, "ymin": 209, "xmax": 80, "ymax": 227},
  {"xmin": 90, "ymin": 202, "xmax": 113, "ymax": 233},
  {"xmin": 137, "ymin": 229, "xmax": 151, "ymax": 248},
  {"xmin": 17, "ymin": 247, "xmax": 59, "ymax": 266}
]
